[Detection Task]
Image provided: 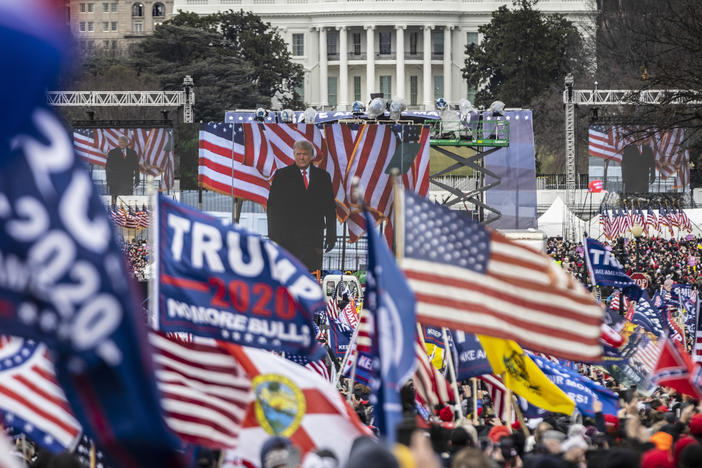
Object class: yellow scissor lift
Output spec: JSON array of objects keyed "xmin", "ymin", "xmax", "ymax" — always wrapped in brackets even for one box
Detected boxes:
[{"xmin": 426, "ymin": 119, "xmax": 510, "ymax": 224}]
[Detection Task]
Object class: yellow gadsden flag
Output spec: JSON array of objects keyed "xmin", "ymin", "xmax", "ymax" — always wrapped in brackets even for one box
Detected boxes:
[{"xmin": 478, "ymin": 335, "xmax": 575, "ymax": 415}]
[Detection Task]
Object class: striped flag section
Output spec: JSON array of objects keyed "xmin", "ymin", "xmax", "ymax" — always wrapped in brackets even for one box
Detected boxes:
[
  {"xmin": 631, "ymin": 334, "xmax": 662, "ymax": 373},
  {"xmin": 0, "ymin": 336, "xmax": 81, "ymax": 452},
  {"xmin": 285, "ymin": 353, "xmax": 332, "ymax": 382},
  {"xmin": 325, "ymin": 281, "xmax": 342, "ymax": 321},
  {"xmin": 198, "ymin": 122, "xmax": 271, "ymax": 207},
  {"xmin": 413, "ymin": 333, "xmax": 455, "ymax": 408},
  {"xmin": 400, "ymin": 190, "xmax": 604, "ymax": 362},
  {"xmin": 479, "ymin": 374, "xmax": 515, "ymax": 423},
  {"xmin": 149, "ymin": 332, "xmax": 253, "ymax": 449}
]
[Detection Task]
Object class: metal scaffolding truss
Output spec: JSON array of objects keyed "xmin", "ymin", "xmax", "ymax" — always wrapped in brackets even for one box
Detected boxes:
[
  {"xmin": 47, "ymin": 91, "xmax": 184, "ymax": 107},
  {"xmin": 47, "ymin": 75, "xmax": 195, "ymax": 123},
  {"xmin": 565, "ymin": 89, "xmax": 702, "ymax": 106}
]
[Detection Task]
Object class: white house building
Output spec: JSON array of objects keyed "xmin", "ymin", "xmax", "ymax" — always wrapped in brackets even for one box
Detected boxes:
[{"xmin": 175, "ymin": 0, "xmax": 595, "ymax": 110}]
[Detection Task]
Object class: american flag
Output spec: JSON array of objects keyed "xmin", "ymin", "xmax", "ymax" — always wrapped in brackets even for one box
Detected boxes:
[
  {"xmin": 645, "ymin": 207, "xmax": 659, "ymax": 235},
  {"xmin": 149, "ymin": 331, "xmax": 253, "ymax": 448},
  {"xmin": 680, "ymin": 209, "xmax": 692, "ymax": 232},
  {"xmin": 631, "ymin": 333, "xmax": 662, "ymax": 373},
  {"xmin": 479, "ymin": 374, "xmax": 515, "ymax": 423},
  {"xmin": 413, "ymin": 333, "xmax": 455, "ymax": 408},
  {"xmin": 325, "ymin": 281, "xmax": 343, "ymax": 321},
  {"xmin": 400, "ymin": 190, "xmax": 604, "ymax": 362},
  {"xmin": 198, "ymin": 122, "xmax": 271, "ymax": 207},
  {"xmin": 285, "ymin": 353, "xmax": 332, "ymax": 382},
  {"xmin": 322, "ymin": 123, "xmax": 360, "ymax": 220},
  {"xmin": 244, "ymin": 123, "xmax": 327, "ymax": 178},
  {"xmin": 340, "ymin": 298, "xmax": 359, "ymax": 329},
  {"xmin": 588, "ymin": 125, "xmax": 690, "ymax": 188},
  {"xmin": 345, "ymin": 124, "xmax": 430, "ymax": 242},
  {"xmin": 137, "ymin": 204, "xmax": 150, "ymax": 229},
  {"xmin": 600, "ymin": 209, "xmax": 612, "ymax": 240},
  {"xmin": 342, "ymin": 309, "xmax": 373, "ymax": 379},
  {"xmin": 0, "ymin": 336, "xmax": 81, "ymax": 452}
]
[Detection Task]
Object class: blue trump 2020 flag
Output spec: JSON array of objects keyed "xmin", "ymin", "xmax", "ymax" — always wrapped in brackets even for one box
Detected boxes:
[
  {"xmin": 450, "ymin": 330, "xmax": 493, "ymax": 379},
  {"xmin": 328, "ymin": 317, "xmax": 353, "ymax": 357},
  {"xmin": 0, "ymin": 7, "xmax": 184, "ymax": 466},
  {"xmin": 584, "ymin": 238, "xmax": 642, "ymax": 300},
  {"xmin": 631, "ymin": 293, "xmax": 665, "ymax": 337},
  {"xmin": 154, "ymin": 195, "xmax": 325, "ymax": 357},
  {"xmin": 528, "ymin": 353, "xmax": 618, "ymax": 418},
  {"xmin": 364, "ymin": 210, "xmax": 416, "ymax": 444}
]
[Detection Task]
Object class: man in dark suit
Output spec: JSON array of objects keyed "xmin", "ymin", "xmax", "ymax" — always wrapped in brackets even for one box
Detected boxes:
[
  {"xmin": 105, "ymin": 135, "xmax": 139, "ymax": 196},
  {"xmin": 267, "ymin": 140, "xmax": 337, "ymax": 270},
  {"xmin": 621, "ymin": 143, "xmax": 656, "ymax": 193}
]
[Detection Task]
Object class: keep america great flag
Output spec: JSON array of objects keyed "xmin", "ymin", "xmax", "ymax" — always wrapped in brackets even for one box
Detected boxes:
[{"xmin": 398, "ymin": 191, "xmax": 604, "ymax": 362}]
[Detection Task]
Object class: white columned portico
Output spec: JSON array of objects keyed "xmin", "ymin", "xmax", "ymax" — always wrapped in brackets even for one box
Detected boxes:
[
  {"xmin": 395, "ymin": 25, "xmax": 406, "ymax": 100},
  {"xmin": 338, "ymin": 26, "xmax": 348, "ymax": 109},
  {"xmin": 423, "ymin": 25, "xmax": 433, "ymax": 109},
  {"xmin": 365, "ymin": 25, "xmax": 375, "ymax": 100},
  {"xmin": 443, "ymin": 25, "xmax": 453, "ymax": 103},
  {"xmin": 319, "ymin": 26, "xmax": 328, "ymax": 107}
]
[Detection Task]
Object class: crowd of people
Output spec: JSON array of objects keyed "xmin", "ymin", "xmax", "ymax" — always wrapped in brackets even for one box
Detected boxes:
[{"xmin": 121, "ymin": 239, "xmax": 150, "ymax": 281}]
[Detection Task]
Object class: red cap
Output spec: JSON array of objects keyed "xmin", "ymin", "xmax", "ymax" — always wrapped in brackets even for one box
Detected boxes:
[
  {"xmin": 690, "ymin": 413, "xmax": 702, "ymax": 436},
  {"xmin": 640, "ymin": 449, "xmax": 673, "ymax": 468},
  {"xmin": 656, "ymin": 405, "xmax": 668, "ymax": 413},
  {"xmin": 511, "ymin": 421, "xmax": 521, "ymax": 431},
  {"xmin": 488, "ymin": 425, "xmax": 511, "ymax": 444},
  {"xmin": 439, "ymin": 405, "xmax": 454, "ymax": 422}
]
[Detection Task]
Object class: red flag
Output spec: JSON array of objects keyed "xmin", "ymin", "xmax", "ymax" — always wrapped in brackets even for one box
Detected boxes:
[{"xmin": 588, "ymin": 180, "xmax": 603, "ymax": 193}]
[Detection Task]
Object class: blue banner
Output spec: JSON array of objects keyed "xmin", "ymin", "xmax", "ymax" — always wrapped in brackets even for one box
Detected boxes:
[
  {"xmin": 528, "ymin": 354, "xmax": 618, "ymax": 418},
  {"xmin": 328, "ymin": 318, "xmax": 353, "ymax": 357},
  {"xmin": 422, "ymin": 325, "xmax": 445, "ymax": 347},
  {"xmin": 450, "ymin": 330, "xmax": 493, "ymax": 379},
  {"xmin": 155, "ymin": 195, "xmax": 325, "ymax": 357},
  {"xmin": 584, "ymin": 238, "xmax": 642, "ymax": 300},
  {"xmin": 364, "ymin": 210, "xmax": 416, "ymax": 444},
  {"xmin": 631, "ymin": 293, "xmax": 665, "ymax": 337}
]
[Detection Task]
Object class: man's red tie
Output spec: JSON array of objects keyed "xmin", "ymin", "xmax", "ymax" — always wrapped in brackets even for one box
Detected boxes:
[{"xmin": 303, "ymin": 169, "xmax": 309, "ymax": 189}]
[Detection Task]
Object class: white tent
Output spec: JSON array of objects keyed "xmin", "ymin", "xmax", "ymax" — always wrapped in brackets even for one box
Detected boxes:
[{"xmin": 537, "ymin": 196, "xmax": 588, "ymax": 241}]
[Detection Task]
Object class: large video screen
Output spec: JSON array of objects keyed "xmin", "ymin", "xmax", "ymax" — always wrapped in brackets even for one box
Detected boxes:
[
  {"xmin": 588, "ymin": 125, "xmax": 689, "ymax": 193},
  {"xmin": 73, "ymin": 127, "xmax": 176, "ymax": 196}
]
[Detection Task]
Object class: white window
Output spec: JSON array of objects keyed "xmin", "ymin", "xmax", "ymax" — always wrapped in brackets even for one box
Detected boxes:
[
  {"xmin": 379, "ymin": 31, "xmax": 391, "ymax": 55},
  {"xmin": 103, "ymin": 22, "xmax": 109, "ymax": 32},
  {"xmin": 328, "ymin": 77, "xmax": 338, "ymax": 107},
  {"xmin": 79, "ymin": 22, "xmax": 86, "ymax": 32},
  {"xmin": 152, "ymin": 2, "xmax": 165, "ymax": 17},
  {"xmin": 133, "ymin": 22, "xmax": 143, "ymax": 33},
  {"xmin": 410, "ymin": 75, "xmax": 418, "ymax": 106},
  {"xmin": 87, "ymin": 3, "xmax": 94, "ymax": 12},
  {"xmin": 292, "ymin": 33, "xmax": 304, "ymax": 56},
  {"xmin": 379, "ymin": 75, "xmax": 391, "ymax": 99},
  {"xmin": 132, "ymin": 2, "xmax": 144, "ymax": 17},
  {"xmin": 80, "ymin": 3, "xmax": 86, "ymax": 12},
  {"xmin": 87, "ymin": 22, "xmax": 94, "ymax": 32},
  {"xmin": 103, "ymin": 3, "xmax": 109, "ymax": 12},
  {"xmin": 434, "ymin": 75, "xmax": 444, "ymax": 100},
  {"xmin": 353, "ymin": 76, "xmax": 362, "ymax": 102},
  {"xmin": 432, "ymin": 31, "xmax": 444, "ymax": 56},
  {"xmin": 111, "ymin": 21, "xmax": 118, "ymax": 31},
  {"xmin": 111, "ymin": 2, "xmax": 118, "ymax": 12},
  {"xmin": 466, "ymin": 32, "xmax": 479, "ymax": 47},
  {"xmin": 327, "ymin": 31, "xmax": 337, "ymax": 57}
]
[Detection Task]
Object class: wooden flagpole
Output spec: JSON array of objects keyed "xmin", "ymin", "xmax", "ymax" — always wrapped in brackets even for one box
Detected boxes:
[
  {"xmin": 472, "ymin": 378, "xmax": 479, "ymax": 424},
  {"xmin": 511, "ymin": 394, "xmax": 531, "ymax": 437},
  {"xmin": 442, "ymin": 327, "xmax": 464, "ymax": 420}
]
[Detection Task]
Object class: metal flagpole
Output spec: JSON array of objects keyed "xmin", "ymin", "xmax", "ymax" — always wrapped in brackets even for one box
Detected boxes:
[
  {"xmin": 472, "ymin": 378, "xmax": 479, "ymax": 424},
  {"xmin": 147, "ymin": 174, "xmax": 158, "ymax": 330},
  {"xmin": 442, "ymin": 327, "xmax": 464, "ymax": 420}
]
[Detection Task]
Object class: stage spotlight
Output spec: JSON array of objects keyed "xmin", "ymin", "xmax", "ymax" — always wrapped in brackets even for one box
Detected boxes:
[
  {"xmin": 352, "ymin": 100, "xmax": 366, "ymax": 116},
  {"xmin": 388, "ymin": 97, "xmax": 406, "ymax": 120},
  {"xmin": 255, "ymin": 108, "xmax": 267, "ymax": 121},
  {"xmin": 303, "ymin": 107, "xmax": 317, "ymax": 124},
  {"xmin": 458, "ymin": 99, "xmax": 474, "ymax": 120},
  {"xmin": 488, "ymin": 100, "xmax": 505, "ymax": 116},
  {"xmin": 435, "ymin": 97, "xmax": 448, "ymax": 111},
  {"xmin": 367, "ymin": 97, "xmax": 386, "ymax": 120},
  {"xmin": 280, "ymin": 109, "xmax": 294, "ymax": 123}
]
